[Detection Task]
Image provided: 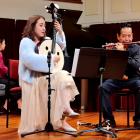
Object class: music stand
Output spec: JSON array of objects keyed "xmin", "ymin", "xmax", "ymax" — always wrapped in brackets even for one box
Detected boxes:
[{"xmin": 71, "ymin": 47, "xmax": 128, "ymax": 138}]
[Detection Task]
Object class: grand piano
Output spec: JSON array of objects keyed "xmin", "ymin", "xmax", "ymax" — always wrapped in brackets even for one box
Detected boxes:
[{"xmin": 54, "ymin": 9, "xmax": 108, "ymax": 111}]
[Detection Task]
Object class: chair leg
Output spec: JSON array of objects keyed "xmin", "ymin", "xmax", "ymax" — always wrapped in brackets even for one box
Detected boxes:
[
  {"xmin": 127, "ymin": 95, "xmax": 130, "ymax": 127},
  {"xmin": 6, "ymin": 98, "xmax": 9, "ymax": 128}
]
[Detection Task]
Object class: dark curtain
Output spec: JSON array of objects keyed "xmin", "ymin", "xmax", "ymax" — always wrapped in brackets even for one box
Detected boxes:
[
  {"xmin": 15, "ymin": 20, "xmax": 27, "ymax": 60},
  {"xmin": 0, "ymin": 18, "xmax": 15, "ymax": 65}
]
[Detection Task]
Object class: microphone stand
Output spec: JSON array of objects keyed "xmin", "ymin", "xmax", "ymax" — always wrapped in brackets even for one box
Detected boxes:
[
  {"xmin": 45, "ymin": 51, "xmax": 54, "ymax": 131},
  {"xmin": 21, "ymin": 51, "xmax": 54, "ymax": 138},
  {"xmin": 46, "ymin": 4, "xmax": 78, "ymax": 136},
  {"xmin": 76, "ymin": 67, "xmax": 117, "ymax": 138}
]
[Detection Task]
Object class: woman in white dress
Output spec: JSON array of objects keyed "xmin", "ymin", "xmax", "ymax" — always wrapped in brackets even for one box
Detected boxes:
[{"xmin": 18, "ymin": 15, "xmax": 79, "ymax": 135}]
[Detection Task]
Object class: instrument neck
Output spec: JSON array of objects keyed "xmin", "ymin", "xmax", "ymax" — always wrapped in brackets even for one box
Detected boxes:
[{"xmin": 51, "ymin": 19, "xmax": 57, "ymax": 54}]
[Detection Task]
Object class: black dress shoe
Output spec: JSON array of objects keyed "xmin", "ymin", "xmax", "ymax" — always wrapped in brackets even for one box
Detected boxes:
[{"xmin": 134, "ymin": 120, "xmax": 140, "ymax": 127}]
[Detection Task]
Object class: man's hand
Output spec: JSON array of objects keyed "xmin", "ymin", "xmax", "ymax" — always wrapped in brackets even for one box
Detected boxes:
[
  {"xmin": 115, "ymin": 43, "xmax": 125, "ymax": 51},
  {"xmin": 122, "ymin": 75, "xmax": 128, "ymax": 80},
  {"xmin": 104, "ymin": 43, "xmax": 126, "ymax": 51}
]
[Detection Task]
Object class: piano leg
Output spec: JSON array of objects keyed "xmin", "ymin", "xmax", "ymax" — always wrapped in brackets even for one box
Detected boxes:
[{"xmin": 81, "ymin": 79, "xmax": 88, "ymax": 112}]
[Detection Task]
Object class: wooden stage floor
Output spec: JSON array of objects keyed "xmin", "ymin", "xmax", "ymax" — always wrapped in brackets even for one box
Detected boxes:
[{"xmin": 0, "ymin": 111, "xmax": 140, "ymax": 140}]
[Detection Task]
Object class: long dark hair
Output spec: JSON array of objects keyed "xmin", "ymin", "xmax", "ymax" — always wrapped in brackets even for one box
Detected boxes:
[
  {"xmin": 22, "ymin": 15, "xmax": 45, "ymax": 41},
  {"xmin": 0, "ymin": 35, "xmax": 5, "ymax": 43}
]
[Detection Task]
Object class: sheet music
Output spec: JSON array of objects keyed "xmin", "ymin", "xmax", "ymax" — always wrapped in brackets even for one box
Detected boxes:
[{"xmin": 71, "ymin": 49, "xmax": 80, "ymax": 76}]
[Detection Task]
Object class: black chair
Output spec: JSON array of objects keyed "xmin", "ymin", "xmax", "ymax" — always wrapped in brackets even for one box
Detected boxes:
[
  {"xmin": 0, "ymin": 84, "xmax": 6, "ymax": 109},
  {"xmin": 115, "ymin": 88, "xmax": 136, "ymax": 127}
]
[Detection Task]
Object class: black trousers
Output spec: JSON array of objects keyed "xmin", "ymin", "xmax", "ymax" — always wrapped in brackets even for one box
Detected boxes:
[{"xmin": 100, "ymin": 77, "xmax": 140, "ymax": 122}]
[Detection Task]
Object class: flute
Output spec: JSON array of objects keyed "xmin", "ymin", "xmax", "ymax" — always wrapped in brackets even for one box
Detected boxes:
[{"xmin": 102, "ymin": 41, "xmax": 140, "ymax": 48}]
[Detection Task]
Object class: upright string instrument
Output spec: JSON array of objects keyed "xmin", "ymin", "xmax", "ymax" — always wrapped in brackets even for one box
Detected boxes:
[
  {"xmin": 39, "ymin": 3, "xmax": 64, "ymax": 73},
  {"xmin": 39, "ymin": 39, "xmax": 64, "ymax": 73}
]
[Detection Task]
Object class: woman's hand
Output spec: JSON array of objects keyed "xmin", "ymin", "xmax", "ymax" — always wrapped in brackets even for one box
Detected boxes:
[
  {"xmin": 54, "ymin": 21, "xmax": 63, "ymax": 34},
  {"xmin": 52, "ymin": 54, "xmax": 60, "ymax": 65}
]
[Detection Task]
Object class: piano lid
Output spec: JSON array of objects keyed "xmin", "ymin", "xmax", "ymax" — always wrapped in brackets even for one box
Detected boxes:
[{"xmin": 58, "ymin": 9, "xmax": 82, "ymax": 24}]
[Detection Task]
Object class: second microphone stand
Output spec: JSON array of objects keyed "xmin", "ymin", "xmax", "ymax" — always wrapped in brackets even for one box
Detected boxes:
[{"xmin": 76, "ymin": 67, "xmax": 117, "ymax": 138}]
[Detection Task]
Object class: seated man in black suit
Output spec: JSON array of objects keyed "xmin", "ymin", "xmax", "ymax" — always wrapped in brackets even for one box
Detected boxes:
[{"xmin": 101, "ymin": 23, "xmax": 140, "ymax": 127}]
